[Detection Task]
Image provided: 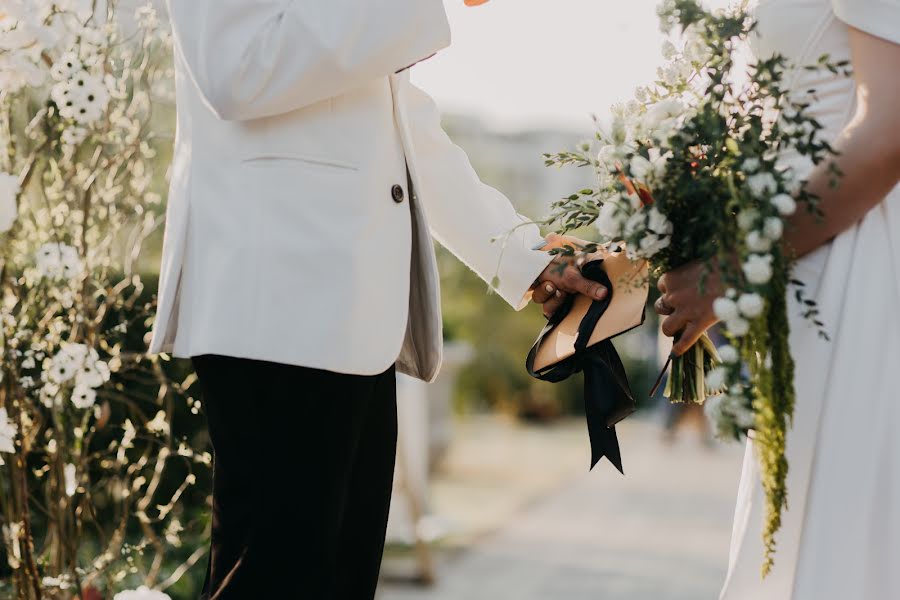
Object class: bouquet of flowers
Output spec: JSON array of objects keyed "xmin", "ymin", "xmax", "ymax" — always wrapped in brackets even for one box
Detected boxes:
[
  {"xmin": 1, "ymin": 2, "xmax": 207, "ymax": 598},
  {"xmin": 543, "ymin": 0, "xmax": 846, "ymax": 573}
]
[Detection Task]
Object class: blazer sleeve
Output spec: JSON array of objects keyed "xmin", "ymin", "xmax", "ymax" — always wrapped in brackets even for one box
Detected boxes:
[
  {"xmin": 403, "ymin": 81, "xmax": 553, "ymax": 310},
  {"xmin": 165, "ymin": 0, "xmax": 451, "ymax": 121}
]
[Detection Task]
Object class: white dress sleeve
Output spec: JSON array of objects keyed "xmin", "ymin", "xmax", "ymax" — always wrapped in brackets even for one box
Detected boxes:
[{"xmin": 832, "ymin": 0, "xmax": 900, "ymax": 44}]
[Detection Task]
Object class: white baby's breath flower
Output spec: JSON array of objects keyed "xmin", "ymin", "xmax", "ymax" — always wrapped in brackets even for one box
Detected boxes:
[
  {"xmin": 746, "ymin": 230, "xmax": 772, "ymax": 252},
  {"xmin": 737, "ymin": 293, "xmax": 765, "ymax": 318},
  {"xmin": 0, "ymin": 172, "xmax": 20, "ymax": 233},
  {"xmin": 717, "ymin": 344, "xmax": 740, "ymax": 364},
  {"xmin": 661, "ymin": 40, "xmax": 677, "ymax": 59},
  {"xmin": 113, "ymin": 586, "xmax": 172, "ymax": 600},
  {"xmin": 743, "ymin": 254, "xmax": 774, "ymax": 285},
  {"xmin": 725, "ymin": 317, "xmax": 751, "ymax": 337},
  {"xmin": 713, "ymin": 297, "xmax": 739, "ymax": 322},
  {"xmin": 770, "ymin": 193, "xmax": 797, "ymax": 216},
  {"xmin": 763, "ymin": 217, "xmax": 784, "ymax": 240},
  {"xmin": 746, "ymin": 172, "xmax": 778, "ymax": 197}
]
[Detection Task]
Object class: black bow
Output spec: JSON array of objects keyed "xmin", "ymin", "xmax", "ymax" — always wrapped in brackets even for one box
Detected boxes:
[{"xmin": 526, "ymin": 260, "xmax": 640, "ymax": 474}]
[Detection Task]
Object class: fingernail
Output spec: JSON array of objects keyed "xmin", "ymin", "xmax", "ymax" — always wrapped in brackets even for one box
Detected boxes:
[
  {"xmin": 555, "ymin": 290, "xmax": 562, "ymax": 297},
  {"xmin": 596, "ymin": 287, "xmax": 607, "ymax": 299},
  {"xmin": 545, "ymin": 283, "xmax": 554, "ymax": 293}
]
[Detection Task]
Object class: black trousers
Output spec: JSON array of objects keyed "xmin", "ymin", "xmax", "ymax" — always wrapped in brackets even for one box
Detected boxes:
[{"xmin": 192, "ymin": 355, "xmax": 398, "ymax": 600}]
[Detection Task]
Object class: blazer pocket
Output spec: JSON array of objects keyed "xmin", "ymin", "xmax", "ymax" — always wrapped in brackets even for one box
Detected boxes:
[{"xmin": 240, "ymin": 153, "xmax": 359, "ymax": 172}]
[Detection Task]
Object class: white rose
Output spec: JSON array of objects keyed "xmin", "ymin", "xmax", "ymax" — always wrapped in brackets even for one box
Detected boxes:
[
  {"xmin": 706, "ymin": 366, "xmax": 727, "ymax": 391},
  {"xmin": 713, "ymin": 297, "xmax": 739, "ymax": 321},
  {"xmin": 717, "ymin": 344, "xmax": 740, "ymax": 364},
  {"xmin": 742, "ymin": 254, "xmax": 773, "ymax": 285},
  {"xmin": 770, "ymin": 193, "xmax": 797, "ymax": 216},
  {"xmin": 746, "ymin": 172, "xmax": 778, "ymax": 197},
  {"xmin": 763, "ymin": 217, "xmax": 784, "ymax": 240},
  {"xmin": 0, "ymin": 172, "xmax": 19, "ymax": 233},
  {"xmin": 737, "ymin": 293, "xmax": 765, "ymax": 318},
  {"xmin": 725, "ymin": 317, "xmax": 751, "ymax": 337},
  {"xmin": 745, "ymin": 230, "xmax": 772, "ymax": 252}
]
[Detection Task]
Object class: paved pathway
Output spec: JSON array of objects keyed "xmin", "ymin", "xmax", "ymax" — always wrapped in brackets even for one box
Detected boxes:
[{"xmin": 379, "ymin": 416, "xmax": 745, "ymax": 600}]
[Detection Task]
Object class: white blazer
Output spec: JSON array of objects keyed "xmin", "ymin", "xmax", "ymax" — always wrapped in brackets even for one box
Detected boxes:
[{"xmin": 150, "ymin": 0, "xmax": 552, "ymax": 382}]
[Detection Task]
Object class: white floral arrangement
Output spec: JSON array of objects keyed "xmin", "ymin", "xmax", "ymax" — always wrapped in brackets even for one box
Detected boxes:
[
  {"xmin": 544, "ymin": 0, "xmax": 847, "ymax": 574},
  {"xmin": 1, "ymin": 2, "xmax": 208, "ymax": 598}
]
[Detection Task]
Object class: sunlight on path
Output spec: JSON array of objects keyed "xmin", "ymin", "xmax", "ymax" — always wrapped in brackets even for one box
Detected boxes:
[{"xmin": 379, "ymin": 416, "xmax": 745, "ymax": 600}]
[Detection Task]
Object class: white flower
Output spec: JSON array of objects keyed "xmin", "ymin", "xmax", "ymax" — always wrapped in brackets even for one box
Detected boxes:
[
  {"xmin": 637, "ymin": 232, "xmax": 671, "ymax": 258},
  {"xmin": 717, "ymin": 344, "xmax": 740, "ymax": 364},
  {"xmin": 737, "ymin": 293, "xmax": 765, "ymax": 318},
  {"xmin": 746, "ymin": 172, "xmax": 778, "ymax": 197},
  {"xmin": 623, "ymin": 210, "xmax": 646, "ymax": 238},
  {"xmin": 647, "ymin": 206, "xmax": 673, "ymax": 236},
  {"xmin": 35, "ymin": 243, "xmax": 82, "ymax": 279},
  {"xmin": 661, "ymin": 40, "xmax": 677, "ymax": 59},
  {"xmin": 745, "ymin": 230, "xmax": 772, "ymax": 252},
  {"xmin": 0, "ymin": 408, "xmax": 16, "ymax": 454},
  {"xmin": 0, "ymin": 172, "xmax": 19, "ymax": 233},
  {"xmin": 706, "ymin": 366, "xmax": 727, "ymax": 391},
  {"xmin": 741, "ymin": 158, "xmax": 761, "ymax": 173},
  {"xmin": 763, "ymin": 217, "xmax": 784, "ymax": 240},
  {"xmin": 713, "ymin": 297, "xmax": 739, "ymax": 322},
  {"xmin": 736, "ymin": 209, "xmax": 759, "ymax": 231},
  {"xmin": 725, "ymin": 317, "xmax": 751, "ymax": 337},
  {"xmin": 629, "ymin": 148, "xmax": 671, "ymax": 183},
  {"xmin": 113, "ymin": 587, "xmax": 171, "ymax": 600},
  {"xmin": 46, "ymin": 343, "xmax": 95, "ymax": 385},
  {"xmin": 50, "ymin": 51, "xmax": 83, "ymax": 81},
  {"xmin": 60, "ymin": 126, "xmax": 87, "ymax": 147},
  {"xmin": 64, "ymin": 463, "xmax": 77, "ymax": 496},
  {"xmin": 75, "ymin": 357, "xmax": 110, "ymax": 389},
  {"xmin": 71, "ymin": 385, "xmax": 96, "ymax": 409},
  {"xmin": 743, "ymin": 254, "xmax": 774, "ymax": 285},
  {"xmin": 595, "ymin": 199, "xmax": 628, "ymax": 240},
  {"xmin": 51, "ymin": 70, "xmax": 110, "ymax": 126},
  {"xmin": 770, "ymin": 193, "xmax": 797, "ymax": 216}
]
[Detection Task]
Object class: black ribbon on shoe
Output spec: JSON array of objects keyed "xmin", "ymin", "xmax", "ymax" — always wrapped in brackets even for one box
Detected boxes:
[{"xmin": 525, "ymin": 260, "xmax": 639, "ymax": 474}]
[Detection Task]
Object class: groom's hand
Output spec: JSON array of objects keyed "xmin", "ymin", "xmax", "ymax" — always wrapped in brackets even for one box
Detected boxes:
[{"xmin": 531, "ymin": 234, "xmax": 608, "ymax": 319}]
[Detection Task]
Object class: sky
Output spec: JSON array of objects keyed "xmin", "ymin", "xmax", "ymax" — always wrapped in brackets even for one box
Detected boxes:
[{"xmin": 411, "ymin": 0, "xmax": 667, "ymax": 132}]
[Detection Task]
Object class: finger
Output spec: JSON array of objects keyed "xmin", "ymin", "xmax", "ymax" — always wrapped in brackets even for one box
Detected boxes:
[
  {"xmin": 562, "ymin": 269, "xmax": 607, "ymax": 300},
  {"xmin": 654, "ymin": 296, "xmax": 675, "ymax": 316},
  {"xmin": 672, "ymin": 322, "xmax": 707, "ymax": 356},
  {"xmin": 661, "ymin": 313, "xmax": 690, "ymax": 338},
  {"xmin": 543, "ymin": 291, "xmax": 567, "ymax": 319},
  {"xmin": 657, "ymin": 274, "xmax": 668, "ymax": 294},
  {"xmin": 532, "ymin": 281, "xmax": 557, "ymax": 304}
]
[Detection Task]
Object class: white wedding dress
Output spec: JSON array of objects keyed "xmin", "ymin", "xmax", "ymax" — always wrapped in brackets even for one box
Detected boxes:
[{"xmin": 720, "ymin": 1, "xmax": 900, "ymax": 599}]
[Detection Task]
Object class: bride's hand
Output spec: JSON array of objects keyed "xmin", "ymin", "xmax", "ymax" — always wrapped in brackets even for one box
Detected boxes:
[{"xmin": 655, "ymin": 261, "xmax": 722, "ymax": 355}]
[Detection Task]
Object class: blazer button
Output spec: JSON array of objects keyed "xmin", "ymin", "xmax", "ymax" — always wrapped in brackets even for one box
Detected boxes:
[{"xmin": 391, "ymin": 184, "xmax": 405, "ymax": 203}]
